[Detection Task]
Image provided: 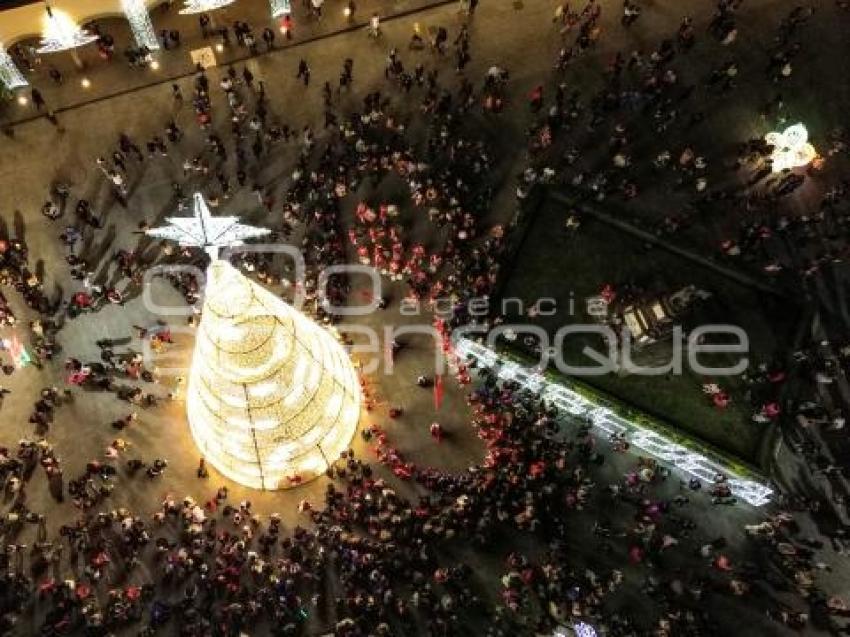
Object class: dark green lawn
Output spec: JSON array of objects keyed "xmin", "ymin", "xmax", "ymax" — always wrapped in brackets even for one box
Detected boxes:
[{"xmin": 498, "ymin": 197, "xmax": 800, "ymax": 462}]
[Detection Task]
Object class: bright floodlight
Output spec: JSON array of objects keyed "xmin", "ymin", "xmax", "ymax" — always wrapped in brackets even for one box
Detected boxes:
[
  {"xmin": 187, "ymin": 261, "xmax": 361, "ymax": 489},
  {"xmin": 765, "ymin": 123, "xmax": 817, "ymax": 172}
]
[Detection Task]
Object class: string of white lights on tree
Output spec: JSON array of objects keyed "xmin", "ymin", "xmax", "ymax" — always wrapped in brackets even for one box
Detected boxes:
[
  {"xmin": 455, "ymin": 338, "xmax": 774, "ymax": 507},
  {"xmin": 270, "ymin": 0, "xmax": 291, "ymax": 18},
  {"xmin": 37, "ymin": 4, "xmax": 98, "ymax": 54},
  {"xmin": 146, "ymin": 194, "xmax": 360, "ymax": 489},
  {"xmin": 179, "ymin": 0, "xmax": 237, "ymax": 15},
  {"xmin": 0, "ymin": 46, "xmax": 28, "ymax": 89},
  {"xmin": 121, "ymin": 0, "xmax": 160, "ymax": 50}
]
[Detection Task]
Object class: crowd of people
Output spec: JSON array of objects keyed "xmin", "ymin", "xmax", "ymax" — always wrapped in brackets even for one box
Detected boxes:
[{"xmin": 1, "ymin": 0, "xmax": 850, "ymax": 635}]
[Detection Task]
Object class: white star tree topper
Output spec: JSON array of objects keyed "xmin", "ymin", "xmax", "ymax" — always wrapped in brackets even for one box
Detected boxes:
[{"xmin": 146, "ymin": 192, "xmax": 271, "ymax": 258}]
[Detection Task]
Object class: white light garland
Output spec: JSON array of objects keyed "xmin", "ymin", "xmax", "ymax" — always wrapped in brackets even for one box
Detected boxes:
[
  {"xmin": 0, "ymin": 46, "xmax": 27, "ymax": 89},
  {"xmin": 188, "ymin": 261, "xmax": 361, "ymax": 489},
  {"xmin": 573, "ymin": 623, "xmax": 598, "ymax": 637},
  {"xmin": 455, "ymin": 338, "xmax": 774, "ymax": 507},
  {"xmin": 765, "ymin": 123, "xmax": 817, "ymax": 172},
  {"xmin": 270, "ymin": 0, "xmax": 291, "ymax": 18},
  {"xmin": 146, "ymin": 192, "xmax": 271, "ymax": 258},
  {"xmin": 179, "ymin": 0, "xmax": 237, "ymax": 15},
  {"xmin": 37, "ymin": 6, "xmax": 98, "ymax": 54},
  {"xmin": 121, "ymin": 0, "xmax": 160, "ymax": 50},
  {"xmin": 148, "ymin": 194, "xmax": 359, "ymax": 490}
]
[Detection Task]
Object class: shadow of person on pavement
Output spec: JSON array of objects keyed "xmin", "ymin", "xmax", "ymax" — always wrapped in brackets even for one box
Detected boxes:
[{"xmin": 13, "ymin": 209, "xmax": 26, "ymax": 243}]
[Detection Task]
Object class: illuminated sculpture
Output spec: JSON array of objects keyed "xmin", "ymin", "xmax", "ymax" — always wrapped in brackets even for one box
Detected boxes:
[
  {"xmin": 37, "ymin": 4, "xmax": 98, "ymax": 54},
  {"xmin": 765, "ymin": 123, "xmax": 817, "ymax": 172},
  {"xmin": 270, "ymin": 0, "xmax": 291, "ymax": 18},
  {"xmin": 179, "ymin": 0, "xmax": 237, "ymax": 14},
  {"xmin": 0, "ymin": 46, "xmax": 27, "ymax": 89},
  {"xmin": 147, "ymin": 194, "xmax": 361, "ymax": 489},
  {"xmin": 121, "ymin": 0, "xmax": 160, "ymax": 50}
]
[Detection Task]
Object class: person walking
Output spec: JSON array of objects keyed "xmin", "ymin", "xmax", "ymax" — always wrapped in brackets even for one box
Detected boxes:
[
  {"xmin": 31, "ymin": 88, "xmax": 46, "ymax": 111},
  {"xmin": 262, "ymin": 27, "xmax": 275, "ymax": 50},
  {"xmin": 242, "ymin": 66, "xmax": 254, "ymax": 90},
  {"xmin": 171, "ymin": 83, "xmax": 183, "ymax": 108},
  {"xmin": 368, "ymin": 13, "xmax": 381, "ymax": 38},
  {"xmin": 340, "ymin": 57, "xmax": 354, "ymax": 90},
  {"xmin": 296, "ymin": 59, "xmax": 310, "ymax": 86}
]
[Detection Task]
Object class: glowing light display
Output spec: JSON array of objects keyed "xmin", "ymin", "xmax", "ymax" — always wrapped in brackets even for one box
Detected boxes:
[
  {"xmin": 187, "ymin": 261, "xmax": 361, "ymax": 489},
  {"xmin": 270, "ymin": 0, "xmax": 291, "ymax": 17},
  {"xmin": 0, "ymin": 46, "xmax": 27, "ymax": 89},
  {"xmin": 573, "ymin": 622, "xmax": 598, "ymax": 637},
  {"xmin": 146, "ymin": 196, "xmax": 360, "ymax": 489},
  {"xmin": 455, "ymin": 338, "xmax": 773, "ymax": 507},
  {"xmin": 179, "ymin": 0, "xmax": 237, "ymax": 15},
  {"xmin": 121, "ymin": 0, "xmax": 160, "ymax": 50},
  {"xmin": 37, "ymin": 5, "xmax": 98, "ymax": 54},
  {"xmin": 146, "ymin": 192, "xmax": 270, "ymax": 258},
  {"xmin": 765, "ymin": 123, "xmax": 817, "ymax": 172}
]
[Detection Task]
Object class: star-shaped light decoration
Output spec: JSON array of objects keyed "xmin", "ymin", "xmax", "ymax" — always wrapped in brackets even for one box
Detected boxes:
[
  {"xmin": 179, "ymin": 0, "xmax": 237, "ymax": 15},
  {"xmin": 765, "ymin": 123, "xmax": 817, "ymax": 173},
  {"xmin": 37, "ymin": 4, "xmax": 98, "ymax": 54},
  {"xmin": 146, "ymin": 192, "xmax": 271, "ymax": 258}
]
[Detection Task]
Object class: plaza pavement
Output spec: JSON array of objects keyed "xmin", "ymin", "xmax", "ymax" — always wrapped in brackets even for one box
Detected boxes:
[{"xmin": 0, "ymin": 0, "xmax": 848, "ymax": 634}]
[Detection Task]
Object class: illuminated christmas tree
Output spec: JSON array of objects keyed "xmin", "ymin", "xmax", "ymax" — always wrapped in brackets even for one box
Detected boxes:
[{"xmin": 148, "ymin": 194, "xmax": 360, "ymax": 489}]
